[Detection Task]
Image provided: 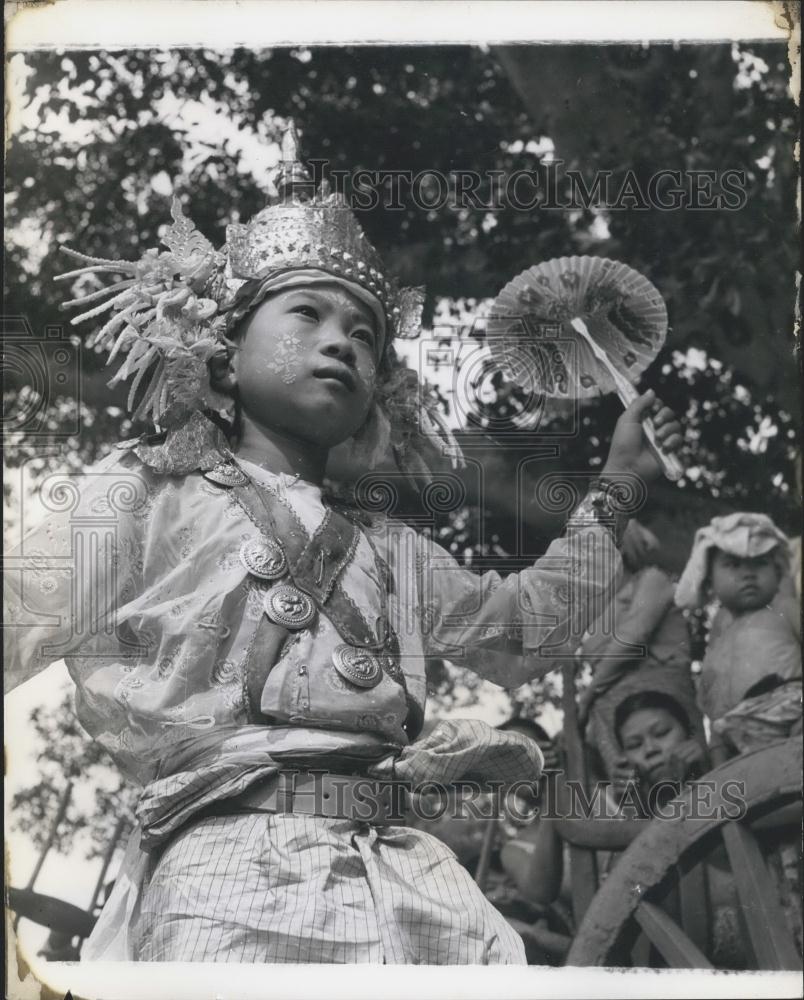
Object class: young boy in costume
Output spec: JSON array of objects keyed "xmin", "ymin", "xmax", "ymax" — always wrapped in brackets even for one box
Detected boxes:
[
  {"xmin": 675, "ymin": 511, "xmax": 801, "ymax": 756},
  {"xmin": 5, "ymin": 126, "xmax": 682, "ymax": 964}
]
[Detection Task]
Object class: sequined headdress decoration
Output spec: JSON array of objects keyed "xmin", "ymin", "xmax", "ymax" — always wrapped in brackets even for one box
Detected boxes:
[
  {"xmin": 55, "ymin": 122, "xmax": 462, "ymax": 477},
  {"xmin": 224, "ymin": 124, "xmax": 424, "ymax": 337}
]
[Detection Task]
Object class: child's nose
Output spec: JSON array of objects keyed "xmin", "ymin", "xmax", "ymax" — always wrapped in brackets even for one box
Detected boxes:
[{"xmin": 319, "ymin": 321, "xmax": 356, "ymax": 364}]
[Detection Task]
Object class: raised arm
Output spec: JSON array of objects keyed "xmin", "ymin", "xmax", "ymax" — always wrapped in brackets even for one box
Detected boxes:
[
  {"xmin": 414, "ymin": 391, "xmax": 683, "ymax": 688},
  {"xmin": 414, "ymin": 505, "xmax": 622, "ymax": 686},
  {"xmin": 580, "ymin": 566, "xmax": 676, "ymax": 664}
]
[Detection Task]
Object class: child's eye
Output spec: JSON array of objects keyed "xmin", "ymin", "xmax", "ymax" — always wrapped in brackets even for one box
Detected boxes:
[
  {"xmin": 291, "ymin": 305, "xmax": 319, "ymax": 321},
  {"xmin": 352, "ymin": 328, "xmax": 376, "ymax": 348}
]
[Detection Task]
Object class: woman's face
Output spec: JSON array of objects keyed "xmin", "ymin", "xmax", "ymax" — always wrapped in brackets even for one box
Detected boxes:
[
  {"xmin": 618, "ymin": 707, "xmax": 688, "ymax": 783},
  {"xmin": 708, "ymin": 549, "xmax": 780, "ymax": 613},
  {"xmin": 231, "ymin": 283, "xmax": 384, "ymax": 448}
]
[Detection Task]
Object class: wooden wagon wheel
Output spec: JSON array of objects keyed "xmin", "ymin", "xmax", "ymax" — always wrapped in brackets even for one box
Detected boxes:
[
  {"xmin": 566, "ymin": 738, "xmax": 802, "ymax": 969},
  {"xmin": 6, "ymin": 888, "xmax": 97, "ymax": 939}
]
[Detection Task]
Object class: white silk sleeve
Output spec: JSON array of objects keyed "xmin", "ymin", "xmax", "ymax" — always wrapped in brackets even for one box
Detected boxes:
[
  {"xmin": 413, "ymin": 518, "xmax": 623, "ymax": 687},
  {"xmin": 3, "ymin": 451, "xmax": 147, "ymax": 693}
]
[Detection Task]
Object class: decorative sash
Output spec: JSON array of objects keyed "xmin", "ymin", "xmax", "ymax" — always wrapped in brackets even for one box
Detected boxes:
[
  {"xmin": 231, "ymin": 472, "xmax": 381, "ymax": 649},
  {"xmin": 202, "ymin": 460, "xmax": 422, "ymax": 735}
]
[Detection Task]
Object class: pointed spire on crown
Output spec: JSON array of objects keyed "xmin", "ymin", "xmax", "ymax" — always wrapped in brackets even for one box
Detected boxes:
[
  {"xmin": 274, "ymin": 119, "xmax": 314, "ymax": 204},
  {"xmin": 224, "ymin": 118, "xmax": 424, "ymax": 341}
]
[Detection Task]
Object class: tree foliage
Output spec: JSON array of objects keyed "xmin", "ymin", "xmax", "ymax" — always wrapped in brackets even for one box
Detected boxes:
[
  {"xmin": 5, "ymin": 42, "xmax": 799, "ymax": 858},
  {"xmin": 10, "ymin": 687, "xmax": 137, "ymax": 861},
  {"xmin": 5, "ymin": 42, "xmax": 797, "ymax": 507}
]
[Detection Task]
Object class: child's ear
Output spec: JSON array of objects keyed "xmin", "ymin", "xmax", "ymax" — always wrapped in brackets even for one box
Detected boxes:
[{"xmin": 208, "ymin": 344, "xmax": 237, "ymax": 395}]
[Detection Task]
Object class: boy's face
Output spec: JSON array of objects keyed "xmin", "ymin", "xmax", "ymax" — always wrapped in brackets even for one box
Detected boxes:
[
  {"xmin": 708, "ymin": 548, "xmax": 781, "ymax": 612},
  {"xmin": 232, "ymin": 283, "xmax": 384, "ymax": 448}
]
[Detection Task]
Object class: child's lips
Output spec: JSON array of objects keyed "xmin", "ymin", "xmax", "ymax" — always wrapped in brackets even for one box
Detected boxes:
[{"xmin": 313, "ymin": 364, "xmax": 357, "ymax": 392}]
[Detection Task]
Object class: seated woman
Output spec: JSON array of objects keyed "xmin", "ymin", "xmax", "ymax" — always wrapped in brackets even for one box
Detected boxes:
[
  {"xmin": 505, "ymin": 673, "xmax": 707, "ymax": 890},
  {"xmin": 610, "ymin": 688, "xmax": 708, "ymax": 814},
  {"xmin": 531, "ymin": 673, "xmax": 747, "ymax": 966},
  {"xmin": 611, "ymin": 685, "xmax": 754, "ymax": 968}
]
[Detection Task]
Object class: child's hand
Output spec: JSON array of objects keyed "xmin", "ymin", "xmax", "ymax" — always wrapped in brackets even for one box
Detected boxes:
[
  {"xmin": 636, "ymin": 566, "xmax": 676, "ymax": 610},
  {"xmin": 610, "ymin": 755, "xmax": 639, "ymax": 796},
  {"xmin": 538, "ymin": 742, "xmax": 561, "ymax": 772},
  {"xmin": 602, "ymin": 390, "xmax": 682, "ymax": 485},
  {"xmin": 667, "ymin": 739, "xmax": 707, "ymax": 780}
]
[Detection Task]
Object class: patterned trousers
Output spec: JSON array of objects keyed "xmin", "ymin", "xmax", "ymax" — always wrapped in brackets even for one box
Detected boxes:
[{"xmin": 134, "ymin": 812, "xmax": 527, "ymax": 964}]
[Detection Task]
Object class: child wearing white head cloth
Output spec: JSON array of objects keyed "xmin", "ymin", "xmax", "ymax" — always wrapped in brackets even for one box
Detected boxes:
[{"xmin": 675, "ymin": 512, "xmax": 802, "ymax": 755}]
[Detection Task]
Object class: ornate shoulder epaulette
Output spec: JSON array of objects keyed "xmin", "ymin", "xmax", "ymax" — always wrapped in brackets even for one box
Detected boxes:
[{"xmin": 203, "ymin": 460, "xmax": 249, "ymax": 488}]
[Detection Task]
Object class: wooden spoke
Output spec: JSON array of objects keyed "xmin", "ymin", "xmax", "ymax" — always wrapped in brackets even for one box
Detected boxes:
[
  {"xmin": 560, "ymin": 661, "xmax": 600, "ymax": 924},
  {"xmin": 677, "ymin": 861, "xmax": 711, "ymax": 956},
  {"xmin": 634, "ymin": 900, "xmax": 713, "ymax": 969},
  {"xmin": 507, "ymin": 916, "xmax": 572, "ymax": 961},
  {"xmin": 474, "ymin": 811, "xmax": 500, "ymax": 892},
  {"xmin": 7, "ymin": 887, "xmax": 96, "ymax": 938},
  {"xmin": 567, "ymin": 841, "xmax": 599, "ymax": 926},
  {"xmin": 630, "ymin": 930, "xmax": 652, "ymax": 967},
  {"xmin": 720, "ymin": 819, "xmax": 801, "ymax": 970},
  {"xmin": 749, "ymin": 799, "xmax": 802, "ymax": 833}
]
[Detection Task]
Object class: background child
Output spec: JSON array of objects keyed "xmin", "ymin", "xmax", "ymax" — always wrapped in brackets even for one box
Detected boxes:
[{"xmin": 675, "ymin": 511, "xmax": 802, "ymax": 755}]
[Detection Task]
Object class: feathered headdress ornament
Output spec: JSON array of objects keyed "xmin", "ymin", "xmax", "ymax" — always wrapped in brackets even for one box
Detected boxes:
[{"xmin": 56, "ymin": 121, "xmax": 464, "ymax": 478}]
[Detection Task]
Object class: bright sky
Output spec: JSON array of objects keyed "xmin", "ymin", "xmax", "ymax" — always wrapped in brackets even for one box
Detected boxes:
[
  {"xmin": 6, "ymin": 663, "xmax": 123, "ymax": 960},
  {"xmin": 6, "ymin": 0, "xmax": 788, "ymax": 49}
]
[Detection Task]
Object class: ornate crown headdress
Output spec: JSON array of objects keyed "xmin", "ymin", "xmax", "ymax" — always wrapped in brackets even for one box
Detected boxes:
[
  {"xmin": 225, "ymin": 124, "xmax": 424, "ymax": 336},
  {"xmin": 56, "ymin": 121, "xmax": 462, "ymax": 478}
]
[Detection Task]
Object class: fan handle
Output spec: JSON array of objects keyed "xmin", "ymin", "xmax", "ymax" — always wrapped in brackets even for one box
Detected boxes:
[
  {"xmin": 616, "ymin": 380, "xmax": 685, "ymax": 483},
  {"xmin": 569, "ymin": 319, "xmax": 684, "ymax": 483}
]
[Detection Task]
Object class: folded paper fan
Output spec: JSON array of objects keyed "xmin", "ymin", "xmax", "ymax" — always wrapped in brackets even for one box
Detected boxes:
[
  {"xmin": 487, "ymin": 256, "xmax": 682, "ymax": 480},
  {"xmin": 487, "ymin": 256, "xmax": 667, "ymax": 397}
]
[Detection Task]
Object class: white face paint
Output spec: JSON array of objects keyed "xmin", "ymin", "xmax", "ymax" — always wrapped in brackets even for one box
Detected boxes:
[
  {"xmin": 232, "ymin": 283, "xmax": 382, "ymax": 448},
  {"xmin": 266, "ymin": 332, "xmax": 303, "ymax": 384}
]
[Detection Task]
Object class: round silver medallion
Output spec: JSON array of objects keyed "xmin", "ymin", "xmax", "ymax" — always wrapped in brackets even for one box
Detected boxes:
[
  {"xmin": 331, "ymin": 644, "xmax": 382, "ymax": 689},
  {"xmin": 263, "ymin": 583, "xmax": 316, "ymax": 630},
  {"xmin": 240, "ymin": 538, "xmax": 287, "ymax": 580},
  {"xmin": 203, "ymin": 462, "xmax": 248, "ymax": 487}
]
